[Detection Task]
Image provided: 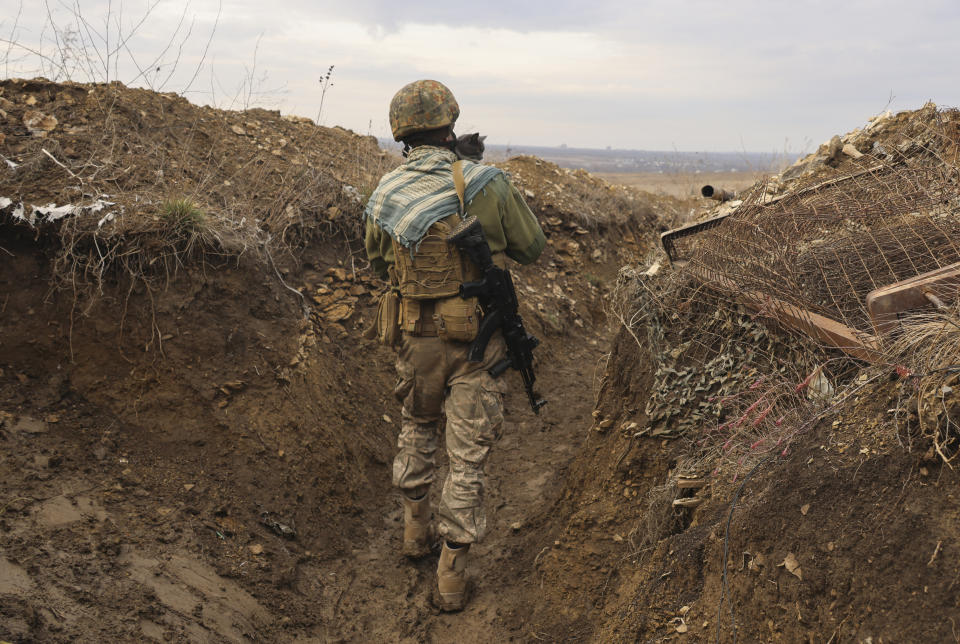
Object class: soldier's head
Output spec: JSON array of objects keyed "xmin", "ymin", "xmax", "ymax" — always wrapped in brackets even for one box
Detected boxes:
[{"xmin": 389, "ymin": 80, "xmax": 459, "ymax": 155}]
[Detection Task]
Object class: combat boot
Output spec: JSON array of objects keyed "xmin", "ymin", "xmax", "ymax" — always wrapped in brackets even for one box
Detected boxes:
[
  {"xmin": 436, "ymin": 542, "xmax": 470, "ymax": 611},
  {"xmin": 401, "ymin": 494, "xmax": 432, "ymax": 558}
]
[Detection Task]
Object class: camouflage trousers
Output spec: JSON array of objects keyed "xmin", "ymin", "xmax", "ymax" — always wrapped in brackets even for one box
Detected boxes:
[{"xmin": 392, "ymin": 332, "xmax": 508, "ymax": 544}]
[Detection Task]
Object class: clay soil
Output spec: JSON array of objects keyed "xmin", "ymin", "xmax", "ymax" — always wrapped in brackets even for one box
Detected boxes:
[
  {"xmin": 3, "ymin": 78, "xmax": 957, "ymax": 644},
  {"xmin": 0, "ymin": 214, "xmax": 646, "ymax": 642},
  {"xmin": 1, "ymin": 77, "xmax": 671, "ymax": 642},
  {"xmin": 522, "ymin": 330, "xmax": 960, "ymax": 642},
  {"xmin": 0, "ymin": 234, "xmax": 615, "ymax": 642}
]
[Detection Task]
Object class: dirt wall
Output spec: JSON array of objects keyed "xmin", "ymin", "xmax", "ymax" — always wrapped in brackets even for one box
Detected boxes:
[
  {"xmin": 0, "ymin": 225, "xmax": 404, "ymax": 640},
  {"xmin": 527, "ymin": 319, "xmax": 960, "ymax": 643}
]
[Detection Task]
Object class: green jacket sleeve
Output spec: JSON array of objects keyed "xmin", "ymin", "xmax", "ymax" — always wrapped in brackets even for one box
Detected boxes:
[
  {"xmin": 467, "ymin": 174, "xmax": 545, "ymax": 265},
  {"xmin": 364, "ymin": 219, "xmax": 393, "ymax": 280}
]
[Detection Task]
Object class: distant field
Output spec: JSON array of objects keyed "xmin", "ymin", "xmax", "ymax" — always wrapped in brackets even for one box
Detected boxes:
[{"xmin": 595, "ymin": 171, "xmax": 769, "ymax": 199}]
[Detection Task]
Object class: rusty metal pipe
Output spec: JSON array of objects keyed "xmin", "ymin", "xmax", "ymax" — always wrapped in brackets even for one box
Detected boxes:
[{"xmin": 701, "ymin": 185, "xmax": 735, "ymax": 202}]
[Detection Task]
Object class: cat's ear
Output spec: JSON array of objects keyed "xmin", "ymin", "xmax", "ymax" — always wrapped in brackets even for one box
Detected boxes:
[
  {"xmin": 469, "ymin": 132, "xmax": 480, "ymax": 144},
  {"xmin": 478, "ymin": 135, "xmax": 486, "ymax": 143}
]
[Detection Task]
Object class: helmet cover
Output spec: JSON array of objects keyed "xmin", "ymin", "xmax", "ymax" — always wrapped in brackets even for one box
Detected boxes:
[{"xmin": 389, "ymin": 80, "xmax": 460, "ymax": 141}]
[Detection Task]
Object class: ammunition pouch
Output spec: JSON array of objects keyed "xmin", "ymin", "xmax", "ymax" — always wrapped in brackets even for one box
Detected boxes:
[
  {"xmin": 374, "ymin": 289, "xmax": 402, "ymax": 347},
  {"xmin": 400, "ymin": 299, "xmax": 429, "ymax": 336},
  {"xmin": 387, "ymin": 161, "xmax": 491, "ymax": 344},
  {"xmin": 391, "ymin": 212, "xmax": 483, "ymax": 342},
  {"xmin": 398, "ymin": 297, "xmax": 480, "ymax": 343},
  {"xmin": 433, "ymin": 296, "xmax": 480, "ymax": 343}
]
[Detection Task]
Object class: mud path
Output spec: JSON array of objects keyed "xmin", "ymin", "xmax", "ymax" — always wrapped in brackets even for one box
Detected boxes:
[
  {"xmin": 0, "ymin": 241, "xmax": 612, "ymax": 642},
  {"xmin": 0, "ymin": 342, "xmax": 605, "ymax": 642},
  {"xmin": 317, "ymin": 339, "xmax": 606, "ymax": 642}
]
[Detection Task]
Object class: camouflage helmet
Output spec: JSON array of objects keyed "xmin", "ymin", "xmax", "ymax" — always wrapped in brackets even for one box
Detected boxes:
[{"xmin": 389, "ymin": 80, "xmax": 460, "ymax": 141}]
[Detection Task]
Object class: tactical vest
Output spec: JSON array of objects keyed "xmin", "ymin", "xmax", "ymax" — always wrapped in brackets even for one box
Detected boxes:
[
  {"xmin": 389, "ymin": 211, "xmax": 481, "ymax": 341},
  {"xmin": 380, "ymin": 161, "xmax": 481, "ymax": 342}
]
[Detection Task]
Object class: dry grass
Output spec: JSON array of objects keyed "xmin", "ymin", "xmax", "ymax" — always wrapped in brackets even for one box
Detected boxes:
[
  {"xmin": 887, "ymin": 306, "xmax": 960, "ymax": 463},
  {"xmin": 48, "ymin": 195, "xmax": 261, "ymax": 306},
  {"xmin": 1, "ymin": 79, "xmax": 392, "ymax": 303},
  {"xmin": 888, "ymin": 306, "xmax": 960, "ymax": 375},
  {"xmin": 595, "ymin": 171, "xmax": 764, "ymax": 199},
  {"xmin": 628, "ymin": 482, "xmax": 681, "ymax": 557}
]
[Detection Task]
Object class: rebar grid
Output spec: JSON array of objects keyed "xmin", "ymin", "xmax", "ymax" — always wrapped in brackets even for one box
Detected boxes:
[
  {"xmin": 685, "ymin": 112, "xmax": 960, "ymax": 339},
  {"xmin": 615, "ymin": 107, "xmax": 960, "ymax": 475}
]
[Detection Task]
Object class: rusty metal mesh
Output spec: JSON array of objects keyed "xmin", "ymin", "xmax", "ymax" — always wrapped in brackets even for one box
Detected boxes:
[
  {"xmin": 680, "ymin": 108, "xmax": 960, "ymax": 339},
  {"xmin": 609, "ymin": 106, "xmax": 960, "ymax": 474}
]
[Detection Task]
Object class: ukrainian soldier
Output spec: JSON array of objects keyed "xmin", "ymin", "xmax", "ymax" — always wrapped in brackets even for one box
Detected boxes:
[{"xmin": 364, "ymin": 80, "xmax": 545, "ymax": 611}]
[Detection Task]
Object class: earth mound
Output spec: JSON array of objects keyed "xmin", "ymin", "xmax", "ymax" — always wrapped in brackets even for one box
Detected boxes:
[
  {"xmin": 528, "ymin": 104, "xmax": 960, "ymax": 641},
  {"xmin": 1, "ymin": 78, "xmax": 676, "ymax": 641}
]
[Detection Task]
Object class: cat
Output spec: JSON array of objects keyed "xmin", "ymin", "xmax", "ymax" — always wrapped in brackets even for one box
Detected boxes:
[{"xmin": 455, "ymin": 132, "xmax": 486, "ymax": 161}]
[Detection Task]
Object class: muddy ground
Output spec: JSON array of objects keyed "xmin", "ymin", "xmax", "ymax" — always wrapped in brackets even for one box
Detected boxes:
[
  {"xmin": 0, "ymin": 200, "xmax": 640, "ymax": 642},
  {"xmin": 7, "ymin": 242, "xmax": 959, "ymax": 643},
  {"xmin": 1, "ymin": 78, "xmax": 673, "ymax": 644},
  {"xmin": 524, "ymin": 330, "xmax": 960, "ymax": 642},
  {"xmin": 3, "ymin": 78, "xmax": 959, "ymax": 643}
]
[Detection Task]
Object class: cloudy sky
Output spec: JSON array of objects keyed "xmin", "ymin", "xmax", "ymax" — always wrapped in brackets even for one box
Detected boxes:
[{"xmin": 3, "ymin": 0, "xmax": 960, "ymax": 153}]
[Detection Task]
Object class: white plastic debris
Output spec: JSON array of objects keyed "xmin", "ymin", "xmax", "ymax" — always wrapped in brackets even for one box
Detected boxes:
[
  {"xmin": 643, "ymin": 260, "xmax": 662, "ymax": 277},
  {"xmin": 11, "ymin": 202, "xmax": 26, "ymax": 222},
  {"xmin": 1, "ymin": 197, "xmax": 117, "ymax": 227},
  {"xmin": 807, "ymin": 365, "xmax": 835, "ymax": 400},
  {"xmin": 342, "ymin": 184, "xmax": 362, "ymax": 203},
  {"xmin": 34, "ymin": 203, "xmax": 79, "ymax": 223}
]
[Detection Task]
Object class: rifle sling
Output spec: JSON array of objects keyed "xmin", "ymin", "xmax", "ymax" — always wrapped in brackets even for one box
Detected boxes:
[{"xmin": 452, "ymin": 160, "xmax": 466, "ymax": 216}]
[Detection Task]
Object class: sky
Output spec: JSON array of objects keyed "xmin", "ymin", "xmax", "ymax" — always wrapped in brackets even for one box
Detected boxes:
[{"xmin": 2, "ymin": 0, "xmax": 960, "ymax": 153}]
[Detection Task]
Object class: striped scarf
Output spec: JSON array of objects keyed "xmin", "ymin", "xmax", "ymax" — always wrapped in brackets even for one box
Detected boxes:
[{"xmin": 364, "ymin": 146, "xmax": 503, "ymax": 248}]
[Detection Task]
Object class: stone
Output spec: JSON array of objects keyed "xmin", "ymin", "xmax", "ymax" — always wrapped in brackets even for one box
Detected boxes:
[
  {"xmin": 13, "ymin": 416, "xmax": 48, "ymax": 434},
  {"xmin": 324, "ymin": 304, "xmax": 354, "ymax": 322},
  {"xmin": 841, "ymin": 143, "xmax": 863, "ymax": 159},
  {"xmin": 23, "ymin": 110, "xmax": 58, "ymax": 136}
]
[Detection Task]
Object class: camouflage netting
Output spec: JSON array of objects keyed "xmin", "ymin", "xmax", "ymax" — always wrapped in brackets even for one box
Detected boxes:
[{"xmin": 612, "ymin": 104, "xmax": 960, "ymax": 472}]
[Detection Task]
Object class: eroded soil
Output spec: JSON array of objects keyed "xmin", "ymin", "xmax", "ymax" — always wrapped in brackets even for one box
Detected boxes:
[
  {"xmin": 6, "ymin": 77, "xmax": 956, "ymax": 644},
  {"xmin": 0, "ymin": 212, "xmax": 623, "ymax": 642}
]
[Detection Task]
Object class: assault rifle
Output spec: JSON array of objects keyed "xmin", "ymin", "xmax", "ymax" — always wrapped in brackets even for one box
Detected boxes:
[{"xmin": 447, "ymin": 216, "xmax": 547, "ymax": 414}]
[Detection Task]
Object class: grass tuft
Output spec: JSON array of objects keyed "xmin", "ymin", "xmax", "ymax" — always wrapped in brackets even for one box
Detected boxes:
[{"xmin": 160, "ymin": 198, "xmax": 206, "ymax": 232}]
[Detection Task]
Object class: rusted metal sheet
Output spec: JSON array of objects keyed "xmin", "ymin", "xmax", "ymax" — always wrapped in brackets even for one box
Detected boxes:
[{"xmin": 866, "ymin": 262, "xmax": 960, "ymax": 335}]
